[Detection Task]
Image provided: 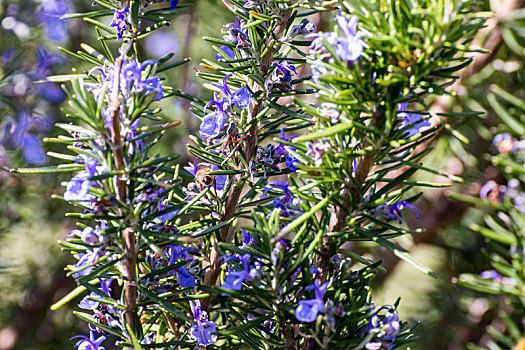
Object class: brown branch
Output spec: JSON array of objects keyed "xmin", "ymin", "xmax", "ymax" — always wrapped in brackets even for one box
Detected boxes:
[
  {"xmin": 109, "ymin": 56, "xmax": 137, "ymax": 340},
  {"xmin": 320, "ymin": 105, "xmax": 386, "ymax": 283},
  {"xmin": 201, "ymin": 9, "xmax": 293, "ymax": 310}
]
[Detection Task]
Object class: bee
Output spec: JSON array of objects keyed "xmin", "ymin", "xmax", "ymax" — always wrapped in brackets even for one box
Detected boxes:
[
  {"xmin": 146, "ymin": 223, "xmax": 180, "ymax": 235},
  {"xmin": 493, "ymin": 133, "xmax": 516, "ymax": 153},
  {"xmin": 91, "ymin": 197, "xmax": 117, "ymax": 216},
  {"xmin": 140, "ymin": 311, "xmax": 148, "ymax": 325},
  {"xmin": 514, "ymin": 338, "xmax": 525, "ymax": 350},
  {"xmin": 195, "ymin": 165, "xmax": 215, "ymax": 190},
  {"xmin": 93, "ymin": 312, "xmax": 109, "ymax": 333},
  {"xmin": 220, "ymin": 122, "xmax": 242, "ymax": 152}
]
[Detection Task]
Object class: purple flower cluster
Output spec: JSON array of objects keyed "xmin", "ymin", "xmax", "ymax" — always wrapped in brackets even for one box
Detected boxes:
[
  {"xmin": 309, "ymin": 15, "xmax": 364, "ymax": 62},
  {"xmin": 198, "ymin": 74, "xmax": 252, "ymax": 141},
  {"xmin": 88, "ymin": 59, "xmax": 163, "ymax": 127},
  {"xmin": 110, "ymin": 8, "xmax": 130, "ymax": 40},
  {"xmin": 0, "ymin": 48, "xmax": 67, "ymax": 166},
  {"xmin": 89, "ymin": 59, "xmax": 163, "ymax": 102},
  {"xmin": 266, "ymin": 61, "xmax": 297, "ymax": 93},
  {"xmin": 223, "ymin": 17, "xmax": 251, "ymax": 51}
]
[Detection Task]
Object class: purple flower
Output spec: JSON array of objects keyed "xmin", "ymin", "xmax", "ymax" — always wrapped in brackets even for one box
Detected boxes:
[
  {"xmin": 263, "ymin": 181, "xmax": 292, "ymax": 205},
  {"xmin": 212, "ymin": 74, "xmax": 251, "ymax": 109},
  {"xmin": 73, "ymin": 248, "xmax": 102, "ymax": 278},
  {"xmin": 306, "ymin": 139, "xmax": 331, "ymax": 166},
  {"xmin": 79, "ymin": 154, "xmax": 99, "ymax": 177},
  {"xmin": 223, "ymin": 18, "xmax": 251, "ymax": 49},
  {"xmin": 266, "ymin": 61, "xmax": 296, "ymax": 93},
  {"xmin": 222, "ymin": 270, "xmax": 247, "ymax": 291},
  {"xmin": 167, "ymin": 244, "xmax": 197, "ymax": 287},
  {"xmin": 295, "ymin": 280, "xmax": 329, "ymax": 322},
  {"xmin": 215, "ymin": 45, "xmax": 235, "ymax": 61},
  {"xmin": 365, "ymin": 305, "xmax": 401, "ymax": 350},
  {"xmin": 71, "ymin": 329, "xmax": 106, "ymax": 350},
  {"xmin": 223, "ymin": 16, "xmax": 243, "ymax": 32},
  {"xmin": 372, "ymin": 201, "xmax": 420, "ymax": 224},
  {"xmin": 479, "ymin": 180, "xmax": 506, "ymax": 203},
  {"xmin": 272, "ymin": 61, "xmax": 296, "ymax": 82},
  {"xmin": 33, "ymin": 48, "xmax": 65, "ymax": 78},
  {"xmin": 479, "ymin": 270, "xmax": 516, "ymax": 285},
  {"xmin": 121, "ymin": 60, "xmax": 161, "ymax": 98},
  {"xmin": 334, "ymin": 15, "xmax": 364, "ymax": 62},
  {"xmin": 262, "ymin": 181, "xmax": 302, "ymax": 219},
  {"xmin": 33, "ymin": 48, "xmax": 67, "ymax": 103},
  {"xmin": 68, "ymin": 226, "xmax": 102, "ymax": 245},
  {"xmin": 397, "ymin": 103, "xmax": 430, "ymax": 137},
  {"xmin": 64, "ymin": 155, "xmax": 99, "ymax": 202},
  {"xmin": 200, "ymin": 100, "xmax": 227, "ymax": 140},
  {"xmin": 275, "ymin": 130, "xmax": 299, "ymax": 171},
  {"xmin": 156, "ymin": 203, "xmax": 178, "ymax": 222},
  {"xmin": 177, "ymin": 266, "xmax": 197, "ymax": 287},
  {"xmin": 127, "ymin": 119, "xmax": 145, "ymax": 156},
  {"xmin": 110, "ymin": 8, "xmax": 130, "ymax": 40},
  {"xmin": 170, "ymin": 0, "xmax": 179, "ymax": 9},
  {"xmin": 79, "ymin": 278, "xmax": 113, "ymax": 310},
  {"xmin": 141, "ymin": 75, "xmax": 164, "ymax": 100},
  {"xmin": 2, "ymin": 113, "xmax": 50, "ymax": 165},
  {"xmin": 189, "ymin": 300, "xmax": 217, "ymax": 346},
  {"xmin": 221, "ymin": 253, "xmax": 251, "ymax": 292},
  {"xmin": 242, "ymin": 229, "xmax": 255, "ymax": 247},
  {"xmin": 64, "ymin": 172, "xmax": 92, "ymax": 202},
  {"xmin": 39, "ymin": 0, "xmax": 69, "ymax": 42},
  {"xmin": 307, "ymin": 31, "xmax": 336, "ymax": 53},
  {"xmin": 479, "ymin": 270, "xmax": 503, "ymax": 280}
]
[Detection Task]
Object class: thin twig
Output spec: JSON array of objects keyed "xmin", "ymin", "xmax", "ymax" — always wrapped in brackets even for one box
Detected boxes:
[
  {"xmin": 201, "ymin": 9, "xmax": 293, "ymax": 310},
  {"xmin": 109, "ymin": 54, "xmax": 137, "ymax": 340},
  {"xmin": 320, "ymin": 105, "xmax": 386, "ymax": 283}
]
